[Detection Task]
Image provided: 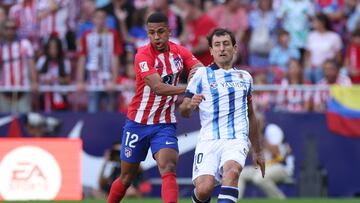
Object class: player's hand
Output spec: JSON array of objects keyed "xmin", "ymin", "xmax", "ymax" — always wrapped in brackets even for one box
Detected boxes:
[
  {"xmin": 252, "ymin": 151, "xmax": 265, "ymax": 178},
  {"xmin": 190, "ymin": 94, "xmax": 205, "ymax": 109}
]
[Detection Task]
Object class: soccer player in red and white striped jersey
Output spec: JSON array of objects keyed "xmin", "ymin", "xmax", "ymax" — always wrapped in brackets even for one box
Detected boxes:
[{"xmin": 108, "ymin": 12, "xmax": 203, "ymax": 203}]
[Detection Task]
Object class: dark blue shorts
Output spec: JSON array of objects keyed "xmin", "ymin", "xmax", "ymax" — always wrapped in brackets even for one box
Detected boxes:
[{"xmin": 120, "ymin": 119, "xmax": 178, "ymax": 163}]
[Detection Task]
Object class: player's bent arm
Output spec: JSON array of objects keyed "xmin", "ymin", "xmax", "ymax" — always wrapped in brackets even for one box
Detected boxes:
[
  {"xmin": 144, "ymin": 73, "xmax": 186, "ymax": 96},
  {"xmin": 248, "ymin": 99, "xmax": 262, "ymax": 153},
  {"xmin": 179, "ymin": 97, "xmax": 193, "ymax": 118}
]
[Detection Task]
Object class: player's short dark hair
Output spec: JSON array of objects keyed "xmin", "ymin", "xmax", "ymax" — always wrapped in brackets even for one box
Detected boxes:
[
  {"xmin": 207, "ymin": 28, "xmax": 236, "ymax": 48},
  {"xmin": 146, "ymin": 12, "xmax": 168, "ymax": 25}
]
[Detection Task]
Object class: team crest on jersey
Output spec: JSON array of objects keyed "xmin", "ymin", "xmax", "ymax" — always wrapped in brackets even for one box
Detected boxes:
[
  {"xmin": 125, "ymin": 147, "xmax": 132, "ymax": 158},
  {"xmin": 210, "ymin": 82, "xmax": 218, "ymax": 89},
  {"xmin": 173, "ymin": 56, "xmax": 183, "ymax": 71},
  {"xmin": 239, "ymin": 73, "xmax": 244, "ymax": 79},
  {"xmin": 139, "ymin": 61, "xmax": 149, "ymax": 72}
]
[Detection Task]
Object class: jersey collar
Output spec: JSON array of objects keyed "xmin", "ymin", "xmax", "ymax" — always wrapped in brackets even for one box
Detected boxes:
[{"xmin": 209, "ymin": 63, "xmax": 220, "ymax": 70}]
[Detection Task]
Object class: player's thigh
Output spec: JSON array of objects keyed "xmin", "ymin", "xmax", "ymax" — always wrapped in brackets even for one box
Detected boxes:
[
  {"xmin": 219, "ymin": 139, "xmax": 249, "ymax": 172},
  {"xmin": 150, "ymin": 123, "xmax": 179, "ymax": 158},
  {"xmin": 192, "ymin": 140, "xmax": 221, "ymax": 184},
  {"xmin": 121, "ymin": 120, "xmax": 151, "ymax": 163}
]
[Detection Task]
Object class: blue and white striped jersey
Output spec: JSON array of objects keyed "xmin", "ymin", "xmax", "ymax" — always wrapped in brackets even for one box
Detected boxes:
[{"xmin": 185, "ymin": 63, "xmax": 253, "ymax": 142}]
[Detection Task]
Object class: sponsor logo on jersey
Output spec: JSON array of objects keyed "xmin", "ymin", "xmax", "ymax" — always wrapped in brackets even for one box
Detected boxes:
[
  {"xmin": 139, "ymin": 61, "xmax": 149, "ymax": 72},
  {"xmin": 219, "ymin": 81, "xmax": 247, "ymax": 88},
  {"xmin": 210, "ymin": 82, "xmax": 218, "ymax": 89}
]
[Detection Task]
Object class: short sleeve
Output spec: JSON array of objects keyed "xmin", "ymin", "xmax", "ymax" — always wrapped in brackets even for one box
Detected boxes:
[
  {"xmin": 134, "ymin": 53, "xmax": 157, "ymax": 79},
  {"xmin": 179, "ymin": 45, "xmax": 200, "ymax": 73},
  {"xmin": 185, "ymin": 67, "xmax": 204, "ymax": 98}
]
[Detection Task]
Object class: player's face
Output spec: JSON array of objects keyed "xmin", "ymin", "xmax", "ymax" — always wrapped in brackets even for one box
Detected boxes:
[
  {"xmin": 210, "ymin": 34, "xmax": 237, "ymax": 65},
  {"xmin": 147, "ymin": 22, "xmax": 170, "ymax": 52}
]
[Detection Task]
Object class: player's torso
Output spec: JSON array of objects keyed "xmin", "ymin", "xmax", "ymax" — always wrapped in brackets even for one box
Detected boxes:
[
  {"xmin": 128, "ymin": 44, "xmax": 186, "ymax": 124},
  {"xmin": 198, "ymin": 65, "xmax": 252, "ymax": 141}
]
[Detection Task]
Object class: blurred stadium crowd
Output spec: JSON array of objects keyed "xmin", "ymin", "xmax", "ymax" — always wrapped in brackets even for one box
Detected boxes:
[{"xmin": 0, "ymin": 0, "xmax": 359, "ymax": 114}]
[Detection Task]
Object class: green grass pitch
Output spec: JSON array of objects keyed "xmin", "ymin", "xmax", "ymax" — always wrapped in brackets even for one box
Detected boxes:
[{"xmin": 5, "ymin": 198, "xmax": 360, "ymax": 203}]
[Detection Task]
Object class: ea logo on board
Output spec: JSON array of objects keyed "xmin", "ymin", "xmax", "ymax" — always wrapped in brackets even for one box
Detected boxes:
[{"xmin": 0, "ymin": 146, "xmax": 62, "ymax": 200}]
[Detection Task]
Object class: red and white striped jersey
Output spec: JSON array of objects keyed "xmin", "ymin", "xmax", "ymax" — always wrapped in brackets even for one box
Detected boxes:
[
  {"xmin": 80, "ymin": 29, "xmax": 123, "ymax": 86},
  {"xmin": 276, "ymin": 79, "xmax": 312, "ymax": 112},
  {"xmin": 37, "ymin": 0, "xmax": 68, "ymax": 39},
  {"xmin": 127, "ymin": 41, "xmax": 200, "ymax": 124},
  {"xmin": 0, "ymin": 39, "xmax": 34, "ymax": 87},
  {"xmin": 9, "ymin": 0, "xmax": 38, "ymax": 40}
]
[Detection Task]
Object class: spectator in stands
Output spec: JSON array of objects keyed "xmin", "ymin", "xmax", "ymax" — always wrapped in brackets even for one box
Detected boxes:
[
  {"xmin": 269, "ymin": 28, "xmax": 301, "ymax": 83},
  {"xmin": 0, "ymin": 19, "xmax": 38, "ymax": 113},
  {"xmin": 150, "ymin": 0, "xmax": 183, "ymax": 39},
  {"xmin": 0, "ymin": 6, "xmax": 6, "ymax": 24},
  {"xmin": 276, "ymin": 0, "xmax": 314, "ymax": 57},
  {"xmin": 345, "ymin": 0, "xmax": 360, "ymax": 34},
  {"xmin": 8, "ymin": 0, "xmax": 40, "ymax": 50},
  {"xmin": 208, "ymin": 0, "xmax": 249, "ymax": 64},
  {"xmin": 177, "ymin": 0, "xmax": 217, "ymax": 66},
  {"xmin": 314, "ymin": 0, "xmax": 346, "ymax": 35},
  {"xmin": 77, "ymin": 0, "xmax": 117, "ymax": 42},
  {"xmin": 252, "ymin": 71, "xmax": 274, "ymax": 112},
  {"xmin": 126, "ymin": 8, "xmax": 149, "ymax": 51},
  {"xmin": 36, "ymin": 0, "xmax": 69, "ymax": 44},
  {"xmin": 36, "ymin": 34, "xmax": 71, "ymax": 112},
  {"xmin": 313, "ymin": 59, "xmax": 352, "ymax": 112},
  {"xmin": 275, "ymin": 59, "xmax": 312, "ymax": 112},
  {"xmin": 77, "ymin": 8, "xmax": 123, "ymax": 113},
  {"xmin": 305, "ymin": 13, "xmax": 342, "ymax": 83},
  {"xmin": 248, "ymin": 0, "xmax": 277, "ymax": 68},
  {"xmin": 101, "ymin": 0, "xmax": 135, "ymax": 37},
  {"xmin": 344, "ymin": 28, "xmax": 360, "ymax": 84},
  {"xmin": 117, "ymin": 62, "xmax": 135, "ymax": 114},
  {"xmin": 238, "ymin": 118, "xmax": 294, "ymax": 199}
]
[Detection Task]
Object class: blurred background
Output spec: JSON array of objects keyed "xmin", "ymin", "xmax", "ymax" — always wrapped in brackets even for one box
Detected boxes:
[{"xmin": 0, "ymin": 0, "xmax": 360, "ymax": 201}]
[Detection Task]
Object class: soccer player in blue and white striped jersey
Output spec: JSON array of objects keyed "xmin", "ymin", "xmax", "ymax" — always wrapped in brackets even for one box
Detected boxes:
[{"xmin": 179, "ymin": 28, "xmax": 265, "ymax": 203}]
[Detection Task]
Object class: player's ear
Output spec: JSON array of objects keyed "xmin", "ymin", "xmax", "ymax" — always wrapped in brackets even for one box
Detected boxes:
[{"xmin": 209, "ymin": 47, "xmax": 214, "ymax": 56}]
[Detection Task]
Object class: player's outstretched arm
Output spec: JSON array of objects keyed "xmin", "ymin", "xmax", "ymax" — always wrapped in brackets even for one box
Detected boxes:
[
  {"xmin": 144, "ymin": 73, "xmax": 186, "ymax": 96},
  {"xmin": 248, "ymin": 98, "xmax": 265, "ymax": 178}
]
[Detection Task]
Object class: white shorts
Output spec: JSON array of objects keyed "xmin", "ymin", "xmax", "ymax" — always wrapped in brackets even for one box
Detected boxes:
[{"xmin": 192, "ymin": 139, "xmax": 249, "ymax": 185}]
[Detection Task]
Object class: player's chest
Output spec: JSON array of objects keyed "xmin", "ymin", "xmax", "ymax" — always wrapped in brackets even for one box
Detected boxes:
[
  {"xmin": 153, "ymin": 52, "xmax": 183, "ymax": 77},
  {"xmin": 204, "ymin": 77, "xmax": 250, "ymax": 96}
]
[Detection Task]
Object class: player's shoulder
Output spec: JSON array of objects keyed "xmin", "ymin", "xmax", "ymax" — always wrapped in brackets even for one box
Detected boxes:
[
  {"xmin": 134, "ymin": 44, "xmax": 153, "ymax": 61},
  {"xmin": 233, "ymin": 67, "xmax": 253, "ymax": 79},
  {"xmin": 194, "ymin": 66, "xmax": 208, "ymax": 76}
]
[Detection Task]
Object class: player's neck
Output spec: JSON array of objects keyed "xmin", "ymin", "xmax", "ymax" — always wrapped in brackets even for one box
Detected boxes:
[{"xmin": 216, "ymin": 62, "xmax": 232, "ymax": 70}]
